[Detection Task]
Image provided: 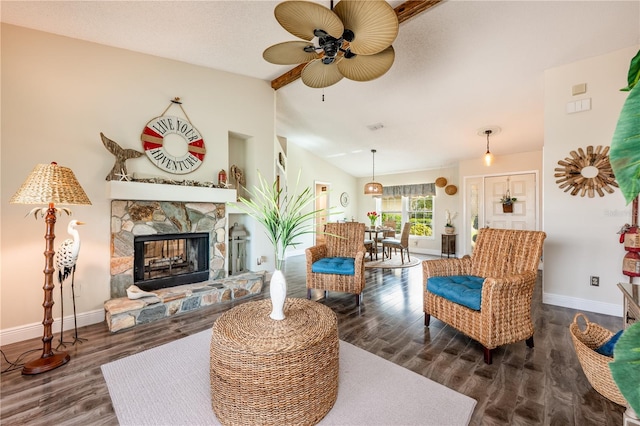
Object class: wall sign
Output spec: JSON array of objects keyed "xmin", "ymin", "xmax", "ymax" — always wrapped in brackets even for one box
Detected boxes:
[{"xmin": 141, "ymin": 115, "xmax": 206, "ymax": 174}]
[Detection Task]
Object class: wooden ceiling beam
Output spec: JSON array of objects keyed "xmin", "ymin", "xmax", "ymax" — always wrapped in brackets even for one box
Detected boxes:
[
  {"xmin": 395, "ymin": 0, "xmax": 442, "ymax": 24},
  {"xmin": 270, "ymin": 0, "xmax": 443, "ymax": 90}
]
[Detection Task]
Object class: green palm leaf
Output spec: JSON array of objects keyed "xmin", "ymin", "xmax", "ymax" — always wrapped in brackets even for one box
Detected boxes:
[
  {"xmin": 610, "ymin": 322, "xmax": 640, "ymax": 414},
  {"xmin": 232, "ymin": 171, "xmax": 334, "ymax": 270},
  {"xmin": 610, "ymin": 49, "xmax": 640, "ymax": 204}
]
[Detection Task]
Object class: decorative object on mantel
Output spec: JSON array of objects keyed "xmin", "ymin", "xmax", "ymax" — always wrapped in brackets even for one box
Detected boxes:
[
  {"xmin": 554, "ymin": 145, "xmax": 617, "ymax": 197},
  {"xmin": 140, "ymin": 97, "xmax": 206, "ymax": 175},
  {"xmin": 230, "ymin": 165, "xmax": 245, "ymax": 199},
  {"xmin": 232, "ymin": 171, "xmax": 323, "ymax": 320},
  {"xmin": 101, "ymin": 132, "xmax": 144, "ymax": 181},
  {"xmin": 435, "ymin": 177, "xmax": 447, "ymax": 188},
  {"xmin": 55, "ymin": 219, "xmax": 86, "ymax": 348},
  {"xmin": 10, "ymin": 162, "xmax": 91, "ymax": 375},
  {"xmin": 217, "ymin": 169, "xmax": 227, "ymax": 186}
]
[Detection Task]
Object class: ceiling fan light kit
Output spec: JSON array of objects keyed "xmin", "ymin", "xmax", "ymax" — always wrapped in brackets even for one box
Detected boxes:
[{"xmin": 264, "ymin": 0, "xmax": 399, "ymax": 89}]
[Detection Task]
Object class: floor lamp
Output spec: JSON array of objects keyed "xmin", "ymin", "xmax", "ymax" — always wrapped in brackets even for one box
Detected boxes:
[{"xmin": 10, "ymin": 162, "xmax": 91, "ymax": 375}]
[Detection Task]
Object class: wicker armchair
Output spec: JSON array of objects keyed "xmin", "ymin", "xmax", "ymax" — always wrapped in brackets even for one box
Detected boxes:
[
  {"xmin": 423, "ymin": 228, "xmax": 546, "ymax": 364},
  {"xmin": 306, "ymin": 222, "xmax": 366, "ymax": 306}
]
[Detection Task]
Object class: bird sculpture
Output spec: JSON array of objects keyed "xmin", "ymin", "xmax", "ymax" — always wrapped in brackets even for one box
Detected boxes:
[{"xmin": 55, "ymin": 219, "xmax": 85, "ymax": 347}]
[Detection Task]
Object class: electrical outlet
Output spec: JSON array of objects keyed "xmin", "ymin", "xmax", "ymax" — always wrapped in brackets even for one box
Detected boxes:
[{"xmin": 590, "ymin": 276, "xmax": 599, "ymax": 287}]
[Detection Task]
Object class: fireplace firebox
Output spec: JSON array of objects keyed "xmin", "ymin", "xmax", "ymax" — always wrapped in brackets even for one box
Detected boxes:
[{"xmin": 134, "ymin": 232, "xmax": 209, "ymax": 291}]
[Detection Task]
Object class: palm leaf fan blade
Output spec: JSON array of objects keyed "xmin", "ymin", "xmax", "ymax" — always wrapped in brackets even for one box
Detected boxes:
[
  {"xmin": 333, "ymin": 0, "xmax": 399, "ymax": 55},
  {"xmin": 610, "ymin": 49, "xmax": 640, "ymax": 204},
  {"xmin": 301, "ymin": 59, "xmax": 344, "ymax": 88},
  {"xmin": 338, "ymin": 45, "xmax": 395, "ymax": 82},
  {"xmin": 263, "ymin": 41, "xmax": 320, "ymax": 65},
  {"xmin": 274, "ymin": 1, "xmax": 343, "ymax": 41}
]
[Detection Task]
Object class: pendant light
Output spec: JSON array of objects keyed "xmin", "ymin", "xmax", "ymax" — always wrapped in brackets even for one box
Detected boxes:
[
  {"xmin": 364, "ymin": 149, "xmax": 383, "ymax": 195},
  {"xmin": 478, "ymin": 126, "xmax": 500, "ymax": 167},
  {"xmin": 484, "ymin": 129, "xmax": 494, "ymax": 166}
]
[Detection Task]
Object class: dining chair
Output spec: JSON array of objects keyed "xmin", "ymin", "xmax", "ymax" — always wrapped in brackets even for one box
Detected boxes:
[{"xmin": 381, "ymin": 222, "xmax": 411, "ymax": 263}]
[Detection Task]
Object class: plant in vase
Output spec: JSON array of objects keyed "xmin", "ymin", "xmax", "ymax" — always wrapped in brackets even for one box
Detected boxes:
[
  {"xmin": 234, "ymin": 171, "xmax": 324, "ymax": 320},
  {"xmin": 500, "ymin": 191, "xmax": 517, "ymax": 212},
  {"xmin": 445, "ymin": 210, "xmax": 457, "ymax": 234},
  {"xmin": 367, "ymin": 211, "xmax": 379, "ymax": 228}
]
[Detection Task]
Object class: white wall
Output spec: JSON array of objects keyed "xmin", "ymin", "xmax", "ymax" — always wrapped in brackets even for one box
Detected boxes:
[
  {"xmin": 283, "ymin": 142, "xmax": 359, "ymax": 256},
  {"xmin": 543, "ymin": 45, "xmax": 640, "ymax": 316},
  {"xmin": 0, "ymin": 24, "xmax": 276, "ymax": 342}
]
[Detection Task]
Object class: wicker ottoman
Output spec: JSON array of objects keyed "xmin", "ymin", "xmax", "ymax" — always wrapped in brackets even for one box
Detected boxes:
[{"xmin": 210, "ymin": 298, "xmax": 339, "ymax": 426}]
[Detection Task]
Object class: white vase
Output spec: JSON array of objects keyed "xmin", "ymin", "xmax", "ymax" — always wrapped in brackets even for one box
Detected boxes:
[{"xmin": 269, "ymin": 269, "xmax": 287, "ymax": 320}]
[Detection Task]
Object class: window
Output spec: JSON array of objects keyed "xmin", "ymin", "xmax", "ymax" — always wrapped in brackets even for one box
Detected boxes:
[
  {"xmin": 408, "ymin": 195, "xmax": 433, "ymax": 237},
  {"xmin": 381, "ymin": 196, "xmax": 402, "ymax": 234},
  {"xmin": 380, "ymin": 195, "xmax": 434, "ymax": 237}
]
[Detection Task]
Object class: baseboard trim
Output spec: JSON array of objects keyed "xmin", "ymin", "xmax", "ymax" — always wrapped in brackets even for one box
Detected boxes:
[
  {"xmin": 543, "ymin": 292, "xmax": 623, "ymax": 317},
  {"xmin": 0, "ymin": 309, "xmax": 105, "ymax": 346}
]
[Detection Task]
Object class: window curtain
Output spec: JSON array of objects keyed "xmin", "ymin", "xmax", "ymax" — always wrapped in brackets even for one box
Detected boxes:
[{"xmin": 382, "ymin": 183, "xmax": 435, "ymax": 197}]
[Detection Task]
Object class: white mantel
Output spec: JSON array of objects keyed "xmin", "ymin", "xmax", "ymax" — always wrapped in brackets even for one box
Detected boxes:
[{"xmin": 106, "ymin": 181, "xmax": 237, "ymax": 203}]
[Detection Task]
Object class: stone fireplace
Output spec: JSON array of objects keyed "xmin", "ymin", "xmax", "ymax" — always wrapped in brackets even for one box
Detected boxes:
[
  {"xmin": 110, "ymin": 198, "xmax": 227, "ymax": 298},
  {"xmin": 104, "ymin": 181, "xmax": 264, "ymax": 332}
]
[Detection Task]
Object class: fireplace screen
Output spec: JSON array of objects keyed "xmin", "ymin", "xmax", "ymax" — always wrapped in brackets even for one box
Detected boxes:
[{"xmin": 134, "ymin": 232, "xmax": 209, "ymax": 291}]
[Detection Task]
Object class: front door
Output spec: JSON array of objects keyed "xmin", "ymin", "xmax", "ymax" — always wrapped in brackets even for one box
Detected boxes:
[
  {"xmin": 484, "ymin": 173, "xmax": 537, "ymax": 230},
  {"xmin": 464, "ymin": 172, "xmax": 538, "ymax": 254}
]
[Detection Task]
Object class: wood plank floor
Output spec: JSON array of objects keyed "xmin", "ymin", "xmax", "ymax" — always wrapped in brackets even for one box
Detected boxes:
[{"xmin": 1, "ymin": 254, "xmax": 625, "ymax": 425}]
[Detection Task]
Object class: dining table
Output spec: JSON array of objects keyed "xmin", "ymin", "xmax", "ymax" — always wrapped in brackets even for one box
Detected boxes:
[{"xmin": 365, "ymin": 226, "xmax": 395, "ymax": 259}]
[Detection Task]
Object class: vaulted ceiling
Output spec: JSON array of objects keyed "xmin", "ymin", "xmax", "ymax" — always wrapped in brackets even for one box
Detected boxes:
[{"xmin": 2, "ymin": 1, "xmax": 639, "ymax": 177}]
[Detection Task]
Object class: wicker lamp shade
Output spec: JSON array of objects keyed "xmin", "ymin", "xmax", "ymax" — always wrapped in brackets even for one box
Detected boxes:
[
  {"xmin": 10, "ymin": 163, "xmax": 91, "ymax": 206},
  {"xmin": 364, "ymin": 181, "xmax": 383, "ymax": 195}
]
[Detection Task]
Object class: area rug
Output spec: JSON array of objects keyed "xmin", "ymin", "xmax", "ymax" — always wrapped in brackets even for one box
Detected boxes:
[
  {"xmin": 365, "ymin": 255, "xmax": 421, "ymax": 269},
  {"xmin": 102, "ymin": 330, "xmax": 476, "ymax": 426}
]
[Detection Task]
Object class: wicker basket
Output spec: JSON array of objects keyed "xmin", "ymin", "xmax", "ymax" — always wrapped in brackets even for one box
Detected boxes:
[{"xmin": 569, "ymin": 313, "xmax": 626, "ymax": 405}]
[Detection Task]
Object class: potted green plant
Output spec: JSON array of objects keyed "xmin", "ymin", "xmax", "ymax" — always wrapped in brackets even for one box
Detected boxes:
[
  {"xmin": 233, "ymin": 171, "xmax": 324, "ymax": 320},
  {"xmin": 609, "ymin": 48, "xmax": 640, "ymax": 421},
  {"xmin": 500, "ymin": 191, "xmax": 517, "ymax": 213}
]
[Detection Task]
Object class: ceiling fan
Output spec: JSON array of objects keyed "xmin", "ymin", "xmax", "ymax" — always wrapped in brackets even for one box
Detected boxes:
[{"xmin": 263, "ymin": 0, "xmax": 399, "ymax": 89}]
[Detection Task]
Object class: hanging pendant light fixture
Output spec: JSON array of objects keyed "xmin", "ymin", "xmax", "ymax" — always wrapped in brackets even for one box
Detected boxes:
[
  {"xmin": 484, "ymin": 130, "xmax": 494, "ymax": 166},
  {"xmin": 364, "ymin": 149, "xmax": 383, "ymax": 195},
  {"xmin": 478, "ymin": 126, "xmax": 500, "ymax": 167}
]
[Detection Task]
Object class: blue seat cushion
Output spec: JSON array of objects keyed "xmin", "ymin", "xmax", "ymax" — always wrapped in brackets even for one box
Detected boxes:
[
  {"xmin": 427, "ymin": 275, "xmax": 485, "ymax": 311},
  {"xmin": 312, "ymin": 257, "xmax": 355, "ymax": 275}
]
